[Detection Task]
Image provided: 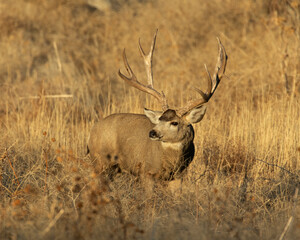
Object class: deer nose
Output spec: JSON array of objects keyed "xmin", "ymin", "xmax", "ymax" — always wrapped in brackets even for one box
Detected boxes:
[{"xmin": 149, "ymin": 130, "xmax": 158, "ymax": 138}]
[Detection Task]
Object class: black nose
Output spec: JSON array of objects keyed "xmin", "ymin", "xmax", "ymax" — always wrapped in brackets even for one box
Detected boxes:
[{"xmin": 149, "ymin": 130, "xmax": 158, "ymax": 138}]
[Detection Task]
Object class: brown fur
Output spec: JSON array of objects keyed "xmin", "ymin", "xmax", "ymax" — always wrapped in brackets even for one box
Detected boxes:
[
  {"xmin": 88, "ymin": 112, "xmax": 196, "ymax": 180},
  {"xmin": 159, "ymin": 109, "xmax": 177, "ymax": 121}
]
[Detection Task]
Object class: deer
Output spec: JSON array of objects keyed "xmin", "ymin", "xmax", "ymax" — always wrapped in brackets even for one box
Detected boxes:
[{"xmin": 88, "ymin": 30, "xmax": 227, "ymax": 183}]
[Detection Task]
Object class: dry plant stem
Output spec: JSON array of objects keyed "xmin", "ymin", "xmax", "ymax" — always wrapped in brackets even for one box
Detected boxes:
[
  {"xmin": 72, "ymin": 184, "xmax": 87, "ymax": 219},
  {"xmin": 71, "ymin": 191, "xmax": 79, "ymax": 219},
  {"xmin": 6, "ymin": 151, "xmax": 20, "ymax": 187},
  {"xmin": 53, "ymin": 41, "xmax": 62, "ymax": 72},
  {"xmin": 0, "ymin": 183, "xmax": 13, "ymax": 195},
  {"xmin": 278, "ymin": 188, "xmax": 299, "ymax": 240},
  {"xmin": 19, "ymin": 95, "xmax": 73, "ymax": 100},
  {"xmin": 220, "ymin": 31, "xmax": 248, "ymax": 57},
  {"xmin": 0, "ymin": 150, "xmax": 14, "ymax": 195},
  {"xmin": 255, "ymin": 158, "xmax": 297, "ymax": 177},
  {"xmin": 41, "ymin": 209, "xmax": 65, "ymax": 236},
  {"xmin": 0, "ymin": 149, "xmax": 7, "ymax": 162},
  {"xmin": 0, "ymin": 142, "xmax": 18, "ymax": 162},
  {"xmin": 43, "ymin": 148, "xmax": 48, "ymax": 192},
  {"xmin": 115, "ymin": 198, "xmax": 127, "ymax": 240}
]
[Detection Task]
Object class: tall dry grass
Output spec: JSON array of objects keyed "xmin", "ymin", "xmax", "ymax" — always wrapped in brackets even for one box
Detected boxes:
[{"xmin": 0, "ymin": 0, "xmax": 299, "ymax": 239}]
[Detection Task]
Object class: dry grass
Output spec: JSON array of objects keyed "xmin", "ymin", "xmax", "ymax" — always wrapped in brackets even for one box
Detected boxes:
[{"xmin": 0, "ymin": 0, "xmax": 299, "ymax": 239}]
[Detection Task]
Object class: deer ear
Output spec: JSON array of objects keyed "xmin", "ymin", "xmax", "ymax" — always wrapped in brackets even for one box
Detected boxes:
[
  {"xmin": 184, "ymin": 105, "xmax": 207, "ymax": 124},
  {"xmin": 144, "ymin": 108, "xmax": 162, "ymax": 124}
]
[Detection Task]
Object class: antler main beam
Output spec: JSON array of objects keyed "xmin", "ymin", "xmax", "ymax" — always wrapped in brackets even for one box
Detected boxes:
[
  {"xmin": 118, "ymin": 30, "xmax": 168, "ymax": 111},
  {"xmin": 177, "ymin": 38, "xmax": 227, "ymax": 116}
]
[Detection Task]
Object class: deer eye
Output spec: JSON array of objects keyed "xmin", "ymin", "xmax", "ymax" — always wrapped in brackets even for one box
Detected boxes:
[{"xmin": 170, "ymin": 121, "xmax": 178, "ymax": 126}]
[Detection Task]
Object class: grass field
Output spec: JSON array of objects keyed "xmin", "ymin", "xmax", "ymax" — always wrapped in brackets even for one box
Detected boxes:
[{"xmin": 0, "ymin": 0, "xmax": 299, "ymax": 239}]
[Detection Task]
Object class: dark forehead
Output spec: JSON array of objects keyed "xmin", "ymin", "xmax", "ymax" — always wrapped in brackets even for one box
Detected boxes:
[{"xmin": 159, "ymin": 109, "xmax": 178, "ymax": 121}]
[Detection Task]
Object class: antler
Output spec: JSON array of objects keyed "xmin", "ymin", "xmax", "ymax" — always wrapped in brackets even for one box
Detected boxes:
[
  {"xmin": 118, "ymin": 30, "xmax": 168, "ymax": 111},
  {"xmin": 177, "ymin": 38, "xmax": 227, "ymax": 116}
]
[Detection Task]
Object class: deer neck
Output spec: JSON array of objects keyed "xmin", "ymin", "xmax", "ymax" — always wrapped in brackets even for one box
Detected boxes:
[
  {"xmin": 161, "ymin": 141, "xmax": 184, "ymax": 151},
  {"xmin": 159, "ymin": 137, "xmax": 195, "ymax": 181},
  {"xmin": 160, "ymin": 125, "xmax": 195, "ymax": 153}
]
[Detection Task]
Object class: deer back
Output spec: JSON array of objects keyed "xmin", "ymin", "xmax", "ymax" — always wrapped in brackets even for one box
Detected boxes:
[{"xmin": 88, "ymin": 112, "xmax": 195, "ymax": 180}]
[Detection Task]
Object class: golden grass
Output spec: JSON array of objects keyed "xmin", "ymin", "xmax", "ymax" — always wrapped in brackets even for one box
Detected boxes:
[{"xmin": 0, "ymin": 0, "xmax": 299, "ymax": 239}]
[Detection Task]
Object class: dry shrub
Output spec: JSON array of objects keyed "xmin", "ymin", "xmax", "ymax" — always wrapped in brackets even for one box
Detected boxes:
[{"xmin": 202, "ymin": 140, "xmax": 254, "ymax": 180}]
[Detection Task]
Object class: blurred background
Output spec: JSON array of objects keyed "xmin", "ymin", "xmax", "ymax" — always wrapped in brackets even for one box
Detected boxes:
[{"xmin": 0, "ymin": 0, "xmax": 298, "ymax": 108}]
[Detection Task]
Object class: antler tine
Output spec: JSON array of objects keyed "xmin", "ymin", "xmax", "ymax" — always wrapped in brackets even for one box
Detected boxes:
[
  {"xmin": 212, "ymin": 37, "xmax": 227, "ymax": 92},
  {"xmin": 193, "ymin": 64, "xmax": 212, "ymax": 102},
  {"xmin": 118, "ymin": 31, "xmax": 169, "ymax": 111},
  {"xmin": 177, "ymin": 38, "xmax": 227, "ymax": 116},
  {"xmin": 118, "ymin": 49, "xmax": 137, "ymax": 82},
  {"xmin": 138, "ymin": 29, "xmax": 158, "ymax": 88}
]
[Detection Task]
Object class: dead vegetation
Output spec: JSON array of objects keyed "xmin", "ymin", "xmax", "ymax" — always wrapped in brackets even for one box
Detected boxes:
[{"xmin": 0, "ymin": 0, "xmax": 299, "ymax": 239}]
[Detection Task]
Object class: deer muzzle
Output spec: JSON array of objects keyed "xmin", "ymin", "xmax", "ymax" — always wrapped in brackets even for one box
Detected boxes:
[{"xmin": 149, "ymin": 130, "xmax": 161, "ymax": 140}]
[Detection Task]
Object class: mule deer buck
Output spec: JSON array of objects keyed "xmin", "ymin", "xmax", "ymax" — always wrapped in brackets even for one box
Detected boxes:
[{"xmin": 88, "ymin": 30, "xmax": 227, "ymax": 181}]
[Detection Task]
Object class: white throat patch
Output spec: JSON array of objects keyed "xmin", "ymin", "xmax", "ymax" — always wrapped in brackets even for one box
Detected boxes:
[{"xmin": 161, "ymin": 142, "xmax": 183, "ymax": 151}]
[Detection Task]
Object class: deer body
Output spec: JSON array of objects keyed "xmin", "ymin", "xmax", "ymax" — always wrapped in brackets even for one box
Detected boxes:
[
  {"xmin": 88, "ymin": 30, "xmax": 227, "ymax": 181},
  {"xmin": 88, "ymin": 110, "xmax": 198, "ymax": 180}
]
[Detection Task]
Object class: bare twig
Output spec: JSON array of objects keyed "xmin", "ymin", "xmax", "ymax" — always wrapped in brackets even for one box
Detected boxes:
[
  {"xmin": 0, "ymin": 149, "xmax": 7, "ymax": 162},
  {"xmin": 255, "ymin": 158, "xmax": 298, "ymax": 177},
  {"xmin": 41, "ymin": 209, "xmax": 65, "ymax": 236},
  {"xmin": 43, "ymin": 148, "xmax": 48, "ymax": 192},
  {"xmin": 0, "ymin": 142, "xmax": 19, "ymax": 194},
  {"xmin": 53, "ymin": 41, "xmax": 62, "ymax": 72},
  {"xmin": 0, "ymin": 141, "xmax": 18, "ymax": 157},
  {"xmin": 278, "ymin": 188, "xmax": 298, "ymax": 240},
  {"xmin": 195, "ymin": 168, "xmax": 208, "ymax": 182},
  {"xmin": 19, "ymin": 94, "xmax": 73, "ymax": 100},
  {"xmin": 0, "ymin": 182, "xmax": 13, "ymax": 195},
  {"xmin": 7, "ymin": 151, "xmax": 20, "ymax": 187}
]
